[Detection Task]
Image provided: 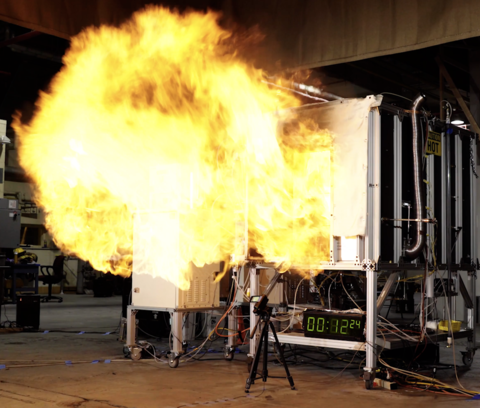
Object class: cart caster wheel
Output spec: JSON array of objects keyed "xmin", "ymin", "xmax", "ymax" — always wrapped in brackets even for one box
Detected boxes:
[
  {"xmin": 462, "ymin": 351, "xmax": 475, "ymax": 367},
  {"xmin": 130, "ymin": 347, "xmax": 142, "ymax": 361},
  {"xmin": 123, "ymin": 346, "xmax": 130, "ymax": 358},
  {"xmin": 364, "ymin": 380, "xmax": 373, "ymax": 390},
  {"xmin": 58, "ymin": 298, "xmax": 63, "ymax": 303},
  {"xmin": 224, "ymin": 346, "xmax": 234, "ymax": 361},
  {"xmin": 169, "ymin": 357, "xmax": 179, "ymax": 368}
]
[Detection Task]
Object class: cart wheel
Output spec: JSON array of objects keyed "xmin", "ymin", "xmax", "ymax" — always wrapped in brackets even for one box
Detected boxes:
[
  {"xmin": 364, "ymin": 379, "xmax": 373, "ymax": 390},
  {"xmin": 130, "ymin": 347, "xmax": 142, "ymax": 361},
  {"xmin": 169, "ymin": 357, "xmax": 179, "ymax": 368},
  {"xmin": 58, "ymin": 298, "xmax": 63, "ymax": 303},
  {"xmin": 462, "ymin": 351, "xmax": 475, "ymax": 367},
  {"xmin": 123, "ymin": 346, "xmax": 130, "ymax": 358},
  {"xmin": 225, "ymin": 351, "xmax": 234, "ymax": 361}
]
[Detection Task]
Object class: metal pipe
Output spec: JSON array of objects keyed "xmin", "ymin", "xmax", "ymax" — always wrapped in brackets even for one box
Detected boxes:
[
  {"xmin": 405, "ymin": 94, "xmax": 427, "ymax": 260},
  {"xmin": 292, "ymin": 82, "xmax": 343, "ymax": 101},
  {"xmin": 382, "ymin": 217, "xmax": 436, "ymax": 223},
  {"xmin": 264, "ymin": 76, "xmax": 343, "ymax": 101},
  {"xmin": 376, "ymin": 272, "xmax": 399, "ymax": 310}
]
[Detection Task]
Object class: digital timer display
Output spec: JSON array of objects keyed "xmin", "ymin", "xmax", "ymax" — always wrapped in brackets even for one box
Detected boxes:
[{"xmin": 303, "ymin": 310, "xmax": 365, "ymax": 341}]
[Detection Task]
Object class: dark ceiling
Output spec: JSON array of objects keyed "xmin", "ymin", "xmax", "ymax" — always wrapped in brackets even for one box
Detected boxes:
[
  {"xmin": 0, "ymin": 22, "xmax": 69, "ymax": 126},
  {"xmin": 315, "ymin": 38, "xmax": 475, "ymax": 116},
  {"xmin": 0, "ymin": 17, "xmax": 477, "ymax": 139}
]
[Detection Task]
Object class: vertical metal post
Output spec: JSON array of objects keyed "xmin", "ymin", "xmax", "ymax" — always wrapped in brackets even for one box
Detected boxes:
[
  {"xmin": 227, "ymin": 307, "xmax": 238, "ymax": 350},
  {"xmin": 455, "ymin": 134, "xmax": 463, "ymax": 265},
  {"xmin": 451, "ymin": 134, "xmax": 463, "ymax": 321},
  {"xmin": 126, "ymin": 305, "xmax": 137, "ymax": 347},
  {"xmin": 172, "ymin": 311, "xmax": 183, "ymax": 354},
  {"xmin": 441, "ymin": 132, "xmax": 447, "ymax": 264},
  {"xmin": 364, "ymin": 109, "xmax": 380, "ymax": 385},
  {"xmin": 468, "ymin": 138, "xmax": 477, "ymax": 347},
  {"xmin": 365, "ymin": 262, "xmax": 378, "ymax": 382},
  {"xmin": 249, "ymin": 266, "xmax": 259, "ymax": 357},
  {"xmin": 425, "ymin": 153, "xmax": 435, "ymax": 321},
  {"xmin": 426, "ymin": 154, "xmax": 435, "ymax": 264},
  {"xmin": 373, "ymin": 111, "xmax": 381, "ymax": 263},
  {"xmin": 393, "ymin": 116, "xmax": 403, "ymax": 262}
]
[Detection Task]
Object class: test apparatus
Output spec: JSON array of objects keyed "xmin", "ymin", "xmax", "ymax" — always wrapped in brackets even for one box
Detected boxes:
[
  {"xmin": 125, "ymin": 95, "xmax": 478, "ymax": 388},
  {"xmin": 228, "ymin": 95, "xmax": 478, "ymax": 390}
]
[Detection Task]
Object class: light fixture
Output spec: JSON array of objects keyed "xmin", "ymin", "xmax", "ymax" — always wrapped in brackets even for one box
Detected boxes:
[{"xmin": 451, "ymin": 110, "xmax": 465, "ymax": 125}]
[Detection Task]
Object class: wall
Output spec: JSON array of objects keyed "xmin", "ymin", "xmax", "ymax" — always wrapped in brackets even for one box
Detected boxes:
[{"xmin": 0, "ymin": 120, "xmax": 6, "ymax": 198}]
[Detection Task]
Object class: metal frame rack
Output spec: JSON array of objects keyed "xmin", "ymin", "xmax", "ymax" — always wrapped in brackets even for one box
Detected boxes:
[
  {"xmin": 242, "ymin": 103, "xmax": 478, "ymax": 389},
  {"xmin": 125, "ymin": 304, "xmax": 224, "ymax": 368},
  {"xmin": 124, "ymin": 99, "xmax": 477, "ymax": 385}
]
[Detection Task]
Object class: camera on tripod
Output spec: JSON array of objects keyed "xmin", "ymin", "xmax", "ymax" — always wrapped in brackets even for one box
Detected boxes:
[
  {"xmin": 245, "ymin": 272, "xmax": 295, "ymax": 393},
  {"xmin": 250, "ymin": 294, "xmax": 269, "ymax": 315}
]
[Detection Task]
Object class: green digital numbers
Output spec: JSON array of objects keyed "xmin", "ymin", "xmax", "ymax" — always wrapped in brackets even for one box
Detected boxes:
[
  {"xmin": 316, "ymin": 317, "xmax": 325, "ymax": 332},
  {"xmin": 331, "ymin": 318, "xmax": 339, "ymax": 333},
  {"xmin": 304, "ymin": 312, "xmax": 363, "ymax": 339}
]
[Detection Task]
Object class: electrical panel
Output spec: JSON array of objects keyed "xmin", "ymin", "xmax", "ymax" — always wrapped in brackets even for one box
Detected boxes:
[{"xmin": 0, "ymin": 199, "xmax": 21, "ymax": 248}]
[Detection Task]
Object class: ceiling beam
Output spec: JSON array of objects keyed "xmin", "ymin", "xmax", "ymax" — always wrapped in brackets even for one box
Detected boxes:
[
  {"xmin": 436, "ymin": 56, "xmax": 480, "ymax": 134},
  {"xmin": 0, "ymin": 30, "xmax": 41, "ymax": 49}
]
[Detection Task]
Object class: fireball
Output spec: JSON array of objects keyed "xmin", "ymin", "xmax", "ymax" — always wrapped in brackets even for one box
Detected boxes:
[{"xmin": 13, "ymin": 6, "xmax": 332, "ymax": 289}]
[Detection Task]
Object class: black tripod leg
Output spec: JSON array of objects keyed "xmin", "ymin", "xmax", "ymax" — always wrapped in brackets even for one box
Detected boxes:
[
  {"xmin": 269, "ymin": 322, "xmax": 295, "ymax": 390},
  {"xmin": 261, "ymin": 320, "xmax": 269, "ymax": 382},
  {"xmin": 245, "ymin": 321, "xmax": 266, "ymax": 393}
]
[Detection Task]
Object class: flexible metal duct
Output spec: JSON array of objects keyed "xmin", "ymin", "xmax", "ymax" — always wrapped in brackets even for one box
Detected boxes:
[{"xmin": 405, "ymin": 94, "xmax": 426, "ymax": 260}]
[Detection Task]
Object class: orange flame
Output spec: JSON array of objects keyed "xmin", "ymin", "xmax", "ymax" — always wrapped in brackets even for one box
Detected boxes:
[{"xmin": 12, "ymin": 6, "xmax": 333, "ymax": 289}]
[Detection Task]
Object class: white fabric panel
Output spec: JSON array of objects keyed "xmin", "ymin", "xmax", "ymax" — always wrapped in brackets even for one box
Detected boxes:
[{"xmin": 292, "ymin": 95, "xmax": 382, "ymax": 237}]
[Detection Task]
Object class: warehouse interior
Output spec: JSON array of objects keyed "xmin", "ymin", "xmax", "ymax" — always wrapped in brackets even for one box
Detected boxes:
[{"xmin": 2, "ymin": 1, "xmax": 480, "ymax": 407}]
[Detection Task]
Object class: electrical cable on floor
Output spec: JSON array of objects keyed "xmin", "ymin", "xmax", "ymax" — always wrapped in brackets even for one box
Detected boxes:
[{"xmin": 368, "ymin": 265, "xmax": 480, "ymax": 398}]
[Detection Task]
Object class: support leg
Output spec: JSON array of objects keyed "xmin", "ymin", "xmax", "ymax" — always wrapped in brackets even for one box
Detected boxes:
[
  {"xmin": 172, "ymin": 311, "xmax": 183, "ymax": 354},
  {"xmin": 245, "ymin": 320, "xmax": 266, "ymax": 393},
  {"xmin": 225, "ymin": 307, "xmax": 238, "ymax": 360},
  {"xmin": 169, "ymin": 311, "xmax": 183, "ymax": 368},
  {"xmin": 126, "ymin": 306, "xmax": 137, "ymax": 348},
  {"xmin": 269, "ymin": 322, "xmax": 295, "ymax": 390},
  {"xmin": 249, "ymin": 266, "xmax": 259, "ymax": 358},
  {"xmin": 364, "ymin": 261, "xmax": 377, "ymax": 389}
]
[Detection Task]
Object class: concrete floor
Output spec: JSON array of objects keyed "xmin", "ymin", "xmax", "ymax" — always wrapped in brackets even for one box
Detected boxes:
[{"xmin": 0, "ymin": 294, "xmax": 479, "ymax": 407}]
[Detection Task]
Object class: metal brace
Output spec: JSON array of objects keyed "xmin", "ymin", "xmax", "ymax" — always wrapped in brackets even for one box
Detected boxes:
[{"xmin": 361, "ymin": 259, "xmax": 376, "ymax": 272}]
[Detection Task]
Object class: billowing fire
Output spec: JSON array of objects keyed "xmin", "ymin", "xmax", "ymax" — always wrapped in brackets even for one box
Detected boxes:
[{"xmin": 13, "ymin": 6, "xmax": 333, "ymax": 289}]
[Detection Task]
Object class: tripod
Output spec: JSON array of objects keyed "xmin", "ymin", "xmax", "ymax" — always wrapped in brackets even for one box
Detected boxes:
[{"xmin": 245, "ymin": 306, "xmax": 295, "ymax": 393}]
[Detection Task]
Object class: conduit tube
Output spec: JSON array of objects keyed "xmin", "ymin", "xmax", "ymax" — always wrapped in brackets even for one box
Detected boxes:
[{"xmin": 405, "ymin": 94, "xmax": 426, "ymax": 260}]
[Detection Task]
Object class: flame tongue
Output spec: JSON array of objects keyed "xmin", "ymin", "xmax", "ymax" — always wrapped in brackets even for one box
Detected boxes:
[{"xmin": 13, "ymin": 6, "xmax": 333, "ymax": 288}]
